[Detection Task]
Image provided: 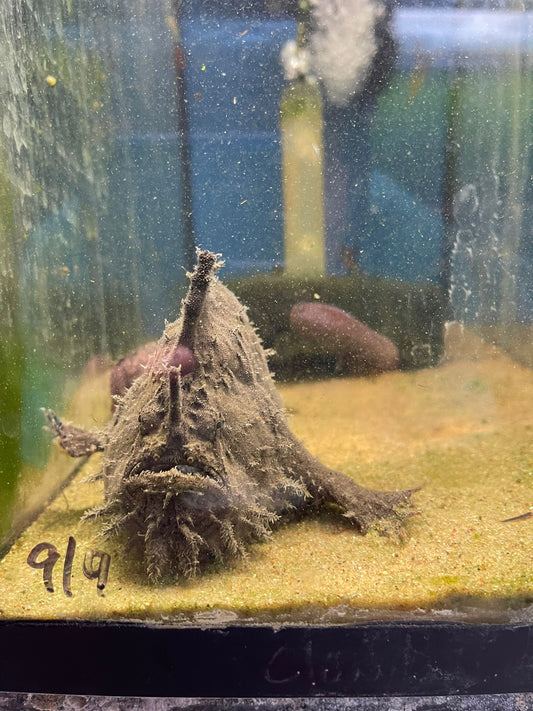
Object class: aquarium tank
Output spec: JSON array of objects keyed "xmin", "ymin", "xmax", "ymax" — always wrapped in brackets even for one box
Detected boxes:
[{"xmin": 1, "ymin": 0, "xmax": 533, "ymax": 691}]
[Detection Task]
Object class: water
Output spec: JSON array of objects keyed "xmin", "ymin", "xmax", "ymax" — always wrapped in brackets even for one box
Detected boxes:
[
  {"xmin": 0, "ymin": 0, "xmax": 187, "ymax": 542},
  {"xmin": 0, "ymin": 0, "xmax": 532, "ymax": 628}
]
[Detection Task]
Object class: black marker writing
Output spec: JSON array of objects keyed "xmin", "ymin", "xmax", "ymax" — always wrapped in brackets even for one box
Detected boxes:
[
  {"xmin": 27, "ymin": 537, "xmax": 111, "ymax": 597},
  {"xmin": 83, "ymin": 549, "xmax": 111, "ymax": 596},
  {"xmin": 26, "ymin": 542, "xmax": 61, "ymax": 593}
]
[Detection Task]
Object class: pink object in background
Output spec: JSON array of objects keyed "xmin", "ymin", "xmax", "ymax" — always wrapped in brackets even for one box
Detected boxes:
[{"xmin": 290, "ymin": 301, "xmax": 399, "ymax": 375}]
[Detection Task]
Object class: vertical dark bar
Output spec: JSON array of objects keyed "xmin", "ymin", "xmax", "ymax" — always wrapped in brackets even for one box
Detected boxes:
[
  {"xmin": 62, "ymin": 535, "xmax": 76, "ymax": 597},
  {"xmin": 172, "ymin": 0, "xmax": 196, "ymax": 272}
]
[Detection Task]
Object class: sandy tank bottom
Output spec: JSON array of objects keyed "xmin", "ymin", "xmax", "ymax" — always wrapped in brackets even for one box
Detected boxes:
[{"xmin": 0, "ymin": 326, "xmax": 532, "ymax": 623}]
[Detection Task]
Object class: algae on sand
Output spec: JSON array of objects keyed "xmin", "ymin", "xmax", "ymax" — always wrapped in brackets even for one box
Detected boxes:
[{"xmin": 0, "ymin": 324, "xmax": 532, "ymax": 623}]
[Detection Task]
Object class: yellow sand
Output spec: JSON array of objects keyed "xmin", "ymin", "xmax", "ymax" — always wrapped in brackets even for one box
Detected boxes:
[{"xmin": 0, "ymin": 328, "xmax": 532, "ymax": 623}]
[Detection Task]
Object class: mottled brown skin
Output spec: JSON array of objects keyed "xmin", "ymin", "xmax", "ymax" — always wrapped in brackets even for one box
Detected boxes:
[
  {"xmin": 109, "ymin": 342, "xmax": 157, "ymax": 406},
  {"xmin": 110, "ymin": 342, "xmax": 195, "ymax": 410},
  {"xmin": 46, "ymin": 250, "xmax": 416, "ymax": 582}
]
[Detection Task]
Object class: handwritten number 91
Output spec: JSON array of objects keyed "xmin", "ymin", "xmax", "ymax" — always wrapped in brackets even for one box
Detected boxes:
[{"xmin": 27, "ymin": 537, "xmax": 111, "ymax": 597}]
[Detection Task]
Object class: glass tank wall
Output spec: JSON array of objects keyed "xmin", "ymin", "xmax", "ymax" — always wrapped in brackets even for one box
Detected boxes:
[{"xmin": 0, "ymin": 0, "xmax": 532, "ymax": 624}]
